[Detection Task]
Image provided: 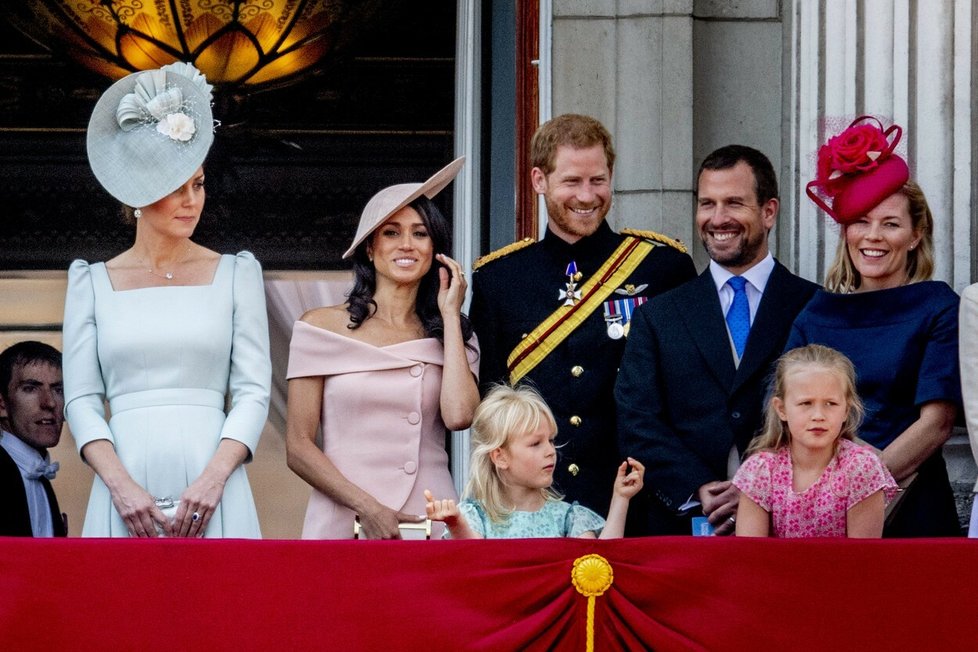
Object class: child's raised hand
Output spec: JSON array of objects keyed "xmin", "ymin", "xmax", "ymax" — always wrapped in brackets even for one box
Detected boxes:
[
  {"xmin": 614, "ymin": 458, "xmax": 645, "ymax": 499},
  {"xmin": 424, "ymin": 489, "xmax": 459, "ymax": 524},
  {"xmin": 600, "ymin": 458, "xmax": 646, "ymax": 538}
]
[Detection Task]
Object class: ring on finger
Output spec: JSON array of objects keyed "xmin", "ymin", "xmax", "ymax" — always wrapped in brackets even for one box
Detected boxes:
[
  {"xmin": 727, "ymin": 516, "xmax": 736, "ymax": 524},
  {"xmin": 192, "ymin": 511, "xmax": 201, "ymax": 522}
]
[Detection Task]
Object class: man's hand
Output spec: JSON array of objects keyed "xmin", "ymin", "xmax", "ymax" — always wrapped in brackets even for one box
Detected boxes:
[{"xmin": 697, "ymin": 480, "xmax": 740, "ymax": 536}]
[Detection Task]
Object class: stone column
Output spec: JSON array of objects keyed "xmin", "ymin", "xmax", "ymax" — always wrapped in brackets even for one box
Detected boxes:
[
  {"xmin": 784, "ymin": 0, "xmax": 975, "ymax": 289},
  {"xmin": 550, "ymin": 1, "xmax": 786, "ymax": 266},
  {"xmin": 551, "ymin": 1, "xmax": 696, "ymax": 247}
]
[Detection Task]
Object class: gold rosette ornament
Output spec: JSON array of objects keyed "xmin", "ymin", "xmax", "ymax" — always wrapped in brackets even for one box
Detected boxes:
[{"xmin": 572, "ymin": 554, "xmax": 614, "ymax": 651}]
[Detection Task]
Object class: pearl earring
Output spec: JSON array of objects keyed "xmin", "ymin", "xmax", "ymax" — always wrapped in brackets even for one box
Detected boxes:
[{"xmin": 134, "ymin": 208, "xmax": 142, "ymax": 219}]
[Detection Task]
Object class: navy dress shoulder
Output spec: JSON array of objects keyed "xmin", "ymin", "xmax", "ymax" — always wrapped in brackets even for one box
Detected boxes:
[{"xmin": 786, "ymin": 281, "xmax": 961, "ymax": 536}]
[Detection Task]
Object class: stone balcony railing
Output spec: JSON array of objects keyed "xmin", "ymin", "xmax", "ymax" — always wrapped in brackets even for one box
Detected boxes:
[{"xmin": 945, "ymin": 430, "xmax": 976, "ymax": 534}]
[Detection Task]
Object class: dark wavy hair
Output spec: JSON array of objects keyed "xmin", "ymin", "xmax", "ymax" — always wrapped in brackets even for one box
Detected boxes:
[{"xmin": 345, "ymin": 196, "xmax": 475, "ymax": 345}]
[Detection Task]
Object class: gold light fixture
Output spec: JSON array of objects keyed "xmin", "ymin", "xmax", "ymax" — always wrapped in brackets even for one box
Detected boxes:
[{"xmin": 17, "ymin": 0, "xmax": 380, "ymax": 86}]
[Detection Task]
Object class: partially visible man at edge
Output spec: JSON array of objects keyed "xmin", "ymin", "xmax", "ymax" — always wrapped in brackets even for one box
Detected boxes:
[{"xmin": 0, "ymin": 341, "xmax": 67, "ymax": 537}]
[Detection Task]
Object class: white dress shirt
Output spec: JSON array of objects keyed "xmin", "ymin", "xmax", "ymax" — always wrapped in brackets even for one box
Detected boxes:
[
  {"xmin": 708, "ymin": 253, "xmax": 776, "ymax": 479},
  {"xmin": 709, "ymin": 252, "xmax": 776, "ymax": 326}
]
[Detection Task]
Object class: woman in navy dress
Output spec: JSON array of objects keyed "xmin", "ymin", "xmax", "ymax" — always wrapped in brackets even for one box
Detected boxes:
[{"xmin": 787, "ymin": 116, "xmax": 960, "ymax": 537}]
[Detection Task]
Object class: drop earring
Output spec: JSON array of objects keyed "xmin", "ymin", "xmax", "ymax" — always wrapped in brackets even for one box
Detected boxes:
[{"xmin": 134, "ymin": 208, "xmax": 142, "ymax": 219}]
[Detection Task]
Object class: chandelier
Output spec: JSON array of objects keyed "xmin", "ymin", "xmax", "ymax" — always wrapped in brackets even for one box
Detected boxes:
[{"xmin": 16, "ymin": 0, "xmax": 380, "ymax": 87}]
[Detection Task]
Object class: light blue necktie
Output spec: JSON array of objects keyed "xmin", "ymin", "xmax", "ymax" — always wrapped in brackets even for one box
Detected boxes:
[
  {"xmin": 27, "ymin": 459, "xmax": 59, "ymax": 480},
  {"xmin": 725, "ymin": 276, "xmax": 750, "ymax": 358}
]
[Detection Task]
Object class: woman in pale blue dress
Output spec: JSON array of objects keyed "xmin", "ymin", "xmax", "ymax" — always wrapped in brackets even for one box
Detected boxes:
[
  {"xmin": 424, "ymin": 385, "xmax": 644, "ymax": 539},
  {"xmin": 62, "ymin": 63, "xmax": 270, "ymax": 538}
]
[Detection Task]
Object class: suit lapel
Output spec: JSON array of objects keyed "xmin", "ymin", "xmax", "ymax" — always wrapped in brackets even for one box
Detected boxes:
[
  {"xmin": 677, "ymin": 271, "xmax": 736, "ymax": 389},
  {"xmin": 732, "ymin": 262, "xmax": 802, "ymax": 393},
  {"xmin": 40, "ymin": 476, "xmax": 66, "ymax": 537}
]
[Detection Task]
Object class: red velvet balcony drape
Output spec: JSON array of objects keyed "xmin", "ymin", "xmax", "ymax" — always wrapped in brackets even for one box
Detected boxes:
[{"xmin": 1, "ymin": 537, "xmax": 976, "ymax": 651}]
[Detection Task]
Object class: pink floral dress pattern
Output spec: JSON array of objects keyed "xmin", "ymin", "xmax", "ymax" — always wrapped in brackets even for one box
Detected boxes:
[{"xmin": 732, "ymin": 439, "xmax": 898, "ymax": 538}]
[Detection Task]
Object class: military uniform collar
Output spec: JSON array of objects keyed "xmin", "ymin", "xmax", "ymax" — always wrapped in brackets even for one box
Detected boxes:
[{"xmin": 542, "ymin": 220, "xmax": 617, "ymax": 258}]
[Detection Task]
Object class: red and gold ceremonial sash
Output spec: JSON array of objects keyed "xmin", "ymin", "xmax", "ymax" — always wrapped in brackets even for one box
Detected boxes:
[{"xmin": 507, "ymin": 235, "xmax": 655, "ymax": 384}]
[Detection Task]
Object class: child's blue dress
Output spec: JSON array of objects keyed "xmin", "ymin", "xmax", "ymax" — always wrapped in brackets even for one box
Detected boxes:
[{"xmin": 449, "ymin": 499, "xmax": 605, "ymax": 538}]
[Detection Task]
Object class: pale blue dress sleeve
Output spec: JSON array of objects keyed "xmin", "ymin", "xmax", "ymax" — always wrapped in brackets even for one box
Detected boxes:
[
  {"xmin": 564, "ymin": 502, "xmax": 605, "ymax": 537},
  {"xmin": 439, "ymin": 500, "xmax": 488, "ymax": 539},
  {"xmin": 219, "ymin": 252, "xmax": 272, "ymax": 458},
  {"xmin": 62, "ymin": 259, "xmax": 115, "ymax": 454},
  {"xmin": 458, "ymin": 500, "xmax": 487, "ymax": 538}
]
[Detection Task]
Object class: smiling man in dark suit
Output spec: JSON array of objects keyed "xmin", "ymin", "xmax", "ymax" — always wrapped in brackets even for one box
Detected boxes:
[
  {"xmin": 0, "ymin": 341, "xmax": 67, "ymax": 537},
  {"xmin": 615, "ymin": 145, "xmax": 819, "ymax": 536}
]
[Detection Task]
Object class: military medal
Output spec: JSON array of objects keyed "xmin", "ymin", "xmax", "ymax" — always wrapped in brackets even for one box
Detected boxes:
[
  {"xmin": 605, "ymin": 315, "xmax": 625, "ymax": 340},
  {"xmin": 559, "ymin": 261, "xmax": 582, "ymax": 306},
  {"xmin": 603, "ymin": 295, "xmax": 649, "ymax": 339}
]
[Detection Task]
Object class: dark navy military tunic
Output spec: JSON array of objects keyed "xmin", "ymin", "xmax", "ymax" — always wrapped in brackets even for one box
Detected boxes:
[{"xmin": 470, "ymin": 221, "xmax": 696, "ymax": 513}]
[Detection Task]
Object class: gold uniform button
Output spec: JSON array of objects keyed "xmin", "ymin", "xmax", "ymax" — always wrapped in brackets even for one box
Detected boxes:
[
  {"xmin": 569, "ymin": 415, "xmax": 582, "ymax": 427},
  {"xmin": 568, "ymin": 463, "xmax": 580, "ymax": 476},
  {"xmin": 571, "ymin": 365, "xmax": 584, "ymax": 377}
]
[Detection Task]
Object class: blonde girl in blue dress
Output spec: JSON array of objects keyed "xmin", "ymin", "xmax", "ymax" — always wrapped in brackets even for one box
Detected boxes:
[{"xmin": 425, "ymin": 384, "xmax": 643, "ymax": 538}]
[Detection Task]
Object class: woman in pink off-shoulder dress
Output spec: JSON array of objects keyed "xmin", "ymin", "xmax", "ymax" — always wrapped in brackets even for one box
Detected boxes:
[{"xmin": 285, "ymin": 159, "xmax": 479, "ymax": 539}]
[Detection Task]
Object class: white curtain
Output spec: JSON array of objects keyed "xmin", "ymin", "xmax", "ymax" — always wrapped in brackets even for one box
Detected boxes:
[{"xmin": 263, "ymin": 273, "xmax": 353, "ymax": 436}]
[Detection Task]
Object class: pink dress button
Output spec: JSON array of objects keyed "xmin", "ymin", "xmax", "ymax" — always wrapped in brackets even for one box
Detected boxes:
[
  {"xmin": 404, "ymin": 461, "xmax": 417, "ymax": 474},
  {"xmin": 407, "ymin": 412, "xmax": 421, "ymax": 425}
]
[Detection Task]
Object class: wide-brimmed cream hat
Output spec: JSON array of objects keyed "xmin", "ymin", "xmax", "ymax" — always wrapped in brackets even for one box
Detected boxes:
[
  {"xmin": 87, "ymin": 62, "xmax": 214, "ymax": 208},
  {"xmin": 343, "ymin": 157, "xmax": 465, "ymax": 259}
]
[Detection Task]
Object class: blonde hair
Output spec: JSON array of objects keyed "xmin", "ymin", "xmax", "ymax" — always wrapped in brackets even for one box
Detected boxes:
[
  {"xmin": 825, "ymin": 180, "xmax": 935, "ymax": 292},
  {"xmin": 463, "ymin": 384, "xmax": 561, "ymax": 522},
  {"xmin": 746, "ymin": 344, "xmax": 864, "ymax": 456}
]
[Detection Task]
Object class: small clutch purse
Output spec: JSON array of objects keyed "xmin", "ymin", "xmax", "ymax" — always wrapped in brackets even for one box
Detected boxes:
[
  {"xmin": 353, "ymin": 516, "xmax": 432, "ymax": 540},
  {"xmin": 154, "ymin": 496, "xmax": 180, "ymax": 536}
]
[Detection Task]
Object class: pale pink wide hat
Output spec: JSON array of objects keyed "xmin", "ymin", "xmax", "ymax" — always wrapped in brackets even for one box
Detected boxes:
[{"xmin": 342, "ymin": 157, "xmax": 465, "ymax": 259}]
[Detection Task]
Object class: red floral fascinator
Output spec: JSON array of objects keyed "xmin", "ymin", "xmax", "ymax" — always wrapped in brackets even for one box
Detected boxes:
[{"xmin": 806, "ymin": 116, "xmax": 909, "ymax": 224}]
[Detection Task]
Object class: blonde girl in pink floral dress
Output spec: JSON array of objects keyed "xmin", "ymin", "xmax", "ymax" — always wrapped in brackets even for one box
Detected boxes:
[{"xmin": 733, "ymin": 344, "xmax": 897, "ymax": 538}]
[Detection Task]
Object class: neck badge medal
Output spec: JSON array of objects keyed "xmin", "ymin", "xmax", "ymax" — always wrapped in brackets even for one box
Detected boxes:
[{"xmin": 559, "ymin": 261, "xmax": 583, "ymax": 306}]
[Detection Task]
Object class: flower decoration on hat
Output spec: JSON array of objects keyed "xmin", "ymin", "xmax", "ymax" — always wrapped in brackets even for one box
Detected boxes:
[
  {"xmin": 115, "ymin": 62, "xmax": 213, "ymax": 143},
  {"xmin": 156, "ymin": 112, "xmax": 196, "ymax": 141},
  {"xmin": 806, "ymin": 116, "xmax": 910, "ymax": 224}
]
